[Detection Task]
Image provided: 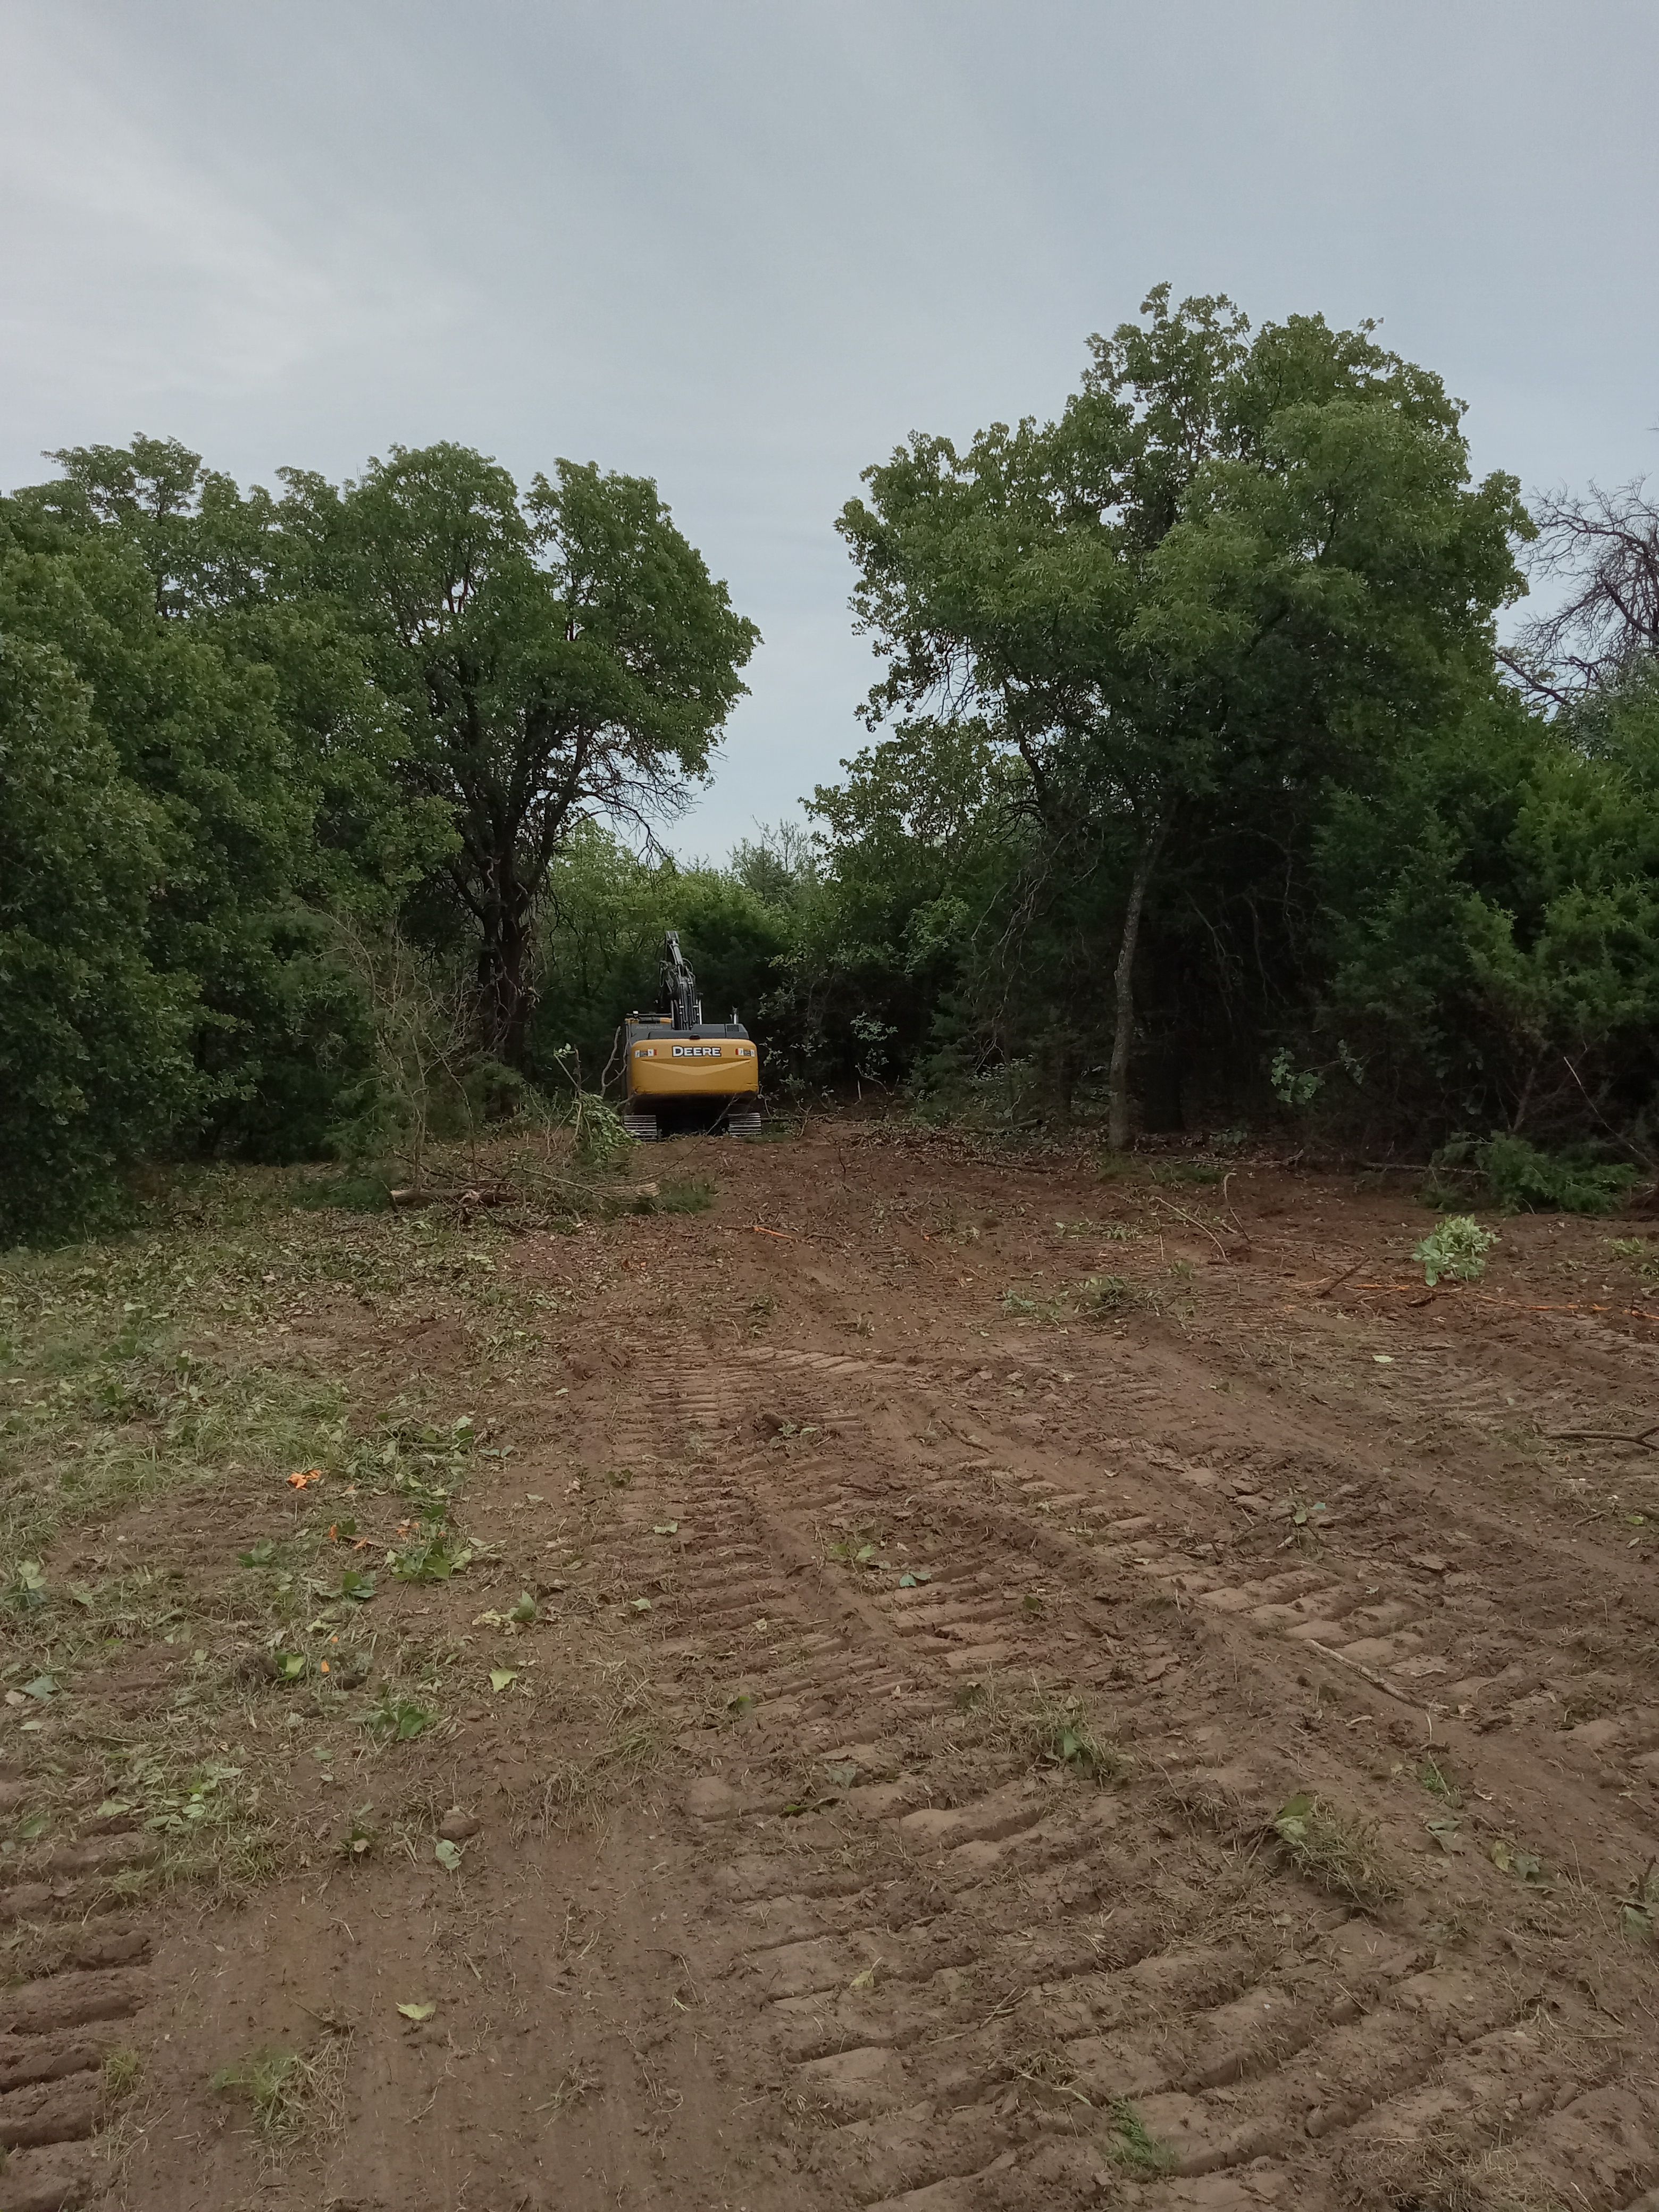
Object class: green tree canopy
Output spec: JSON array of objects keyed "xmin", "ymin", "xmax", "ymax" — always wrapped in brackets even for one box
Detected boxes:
[
  {"xmin": 278, "ymin": 445, "xmax": 760, "ymax": 1061},
  {"xmin": 839, "ymin": 285, "xmax": 1529, "ymax": 1142}
]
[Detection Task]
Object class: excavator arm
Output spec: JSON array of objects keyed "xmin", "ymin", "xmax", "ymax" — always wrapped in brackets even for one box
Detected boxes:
[{"xmin": 660, "ymin": 930, "xmax": 701, "ymax": 1032}]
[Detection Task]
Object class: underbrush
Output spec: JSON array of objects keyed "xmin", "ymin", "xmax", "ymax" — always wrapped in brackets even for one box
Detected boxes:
[{"xmin": 1423, "ymin": 1133, "xmax": 1643, "ymax": 1216}]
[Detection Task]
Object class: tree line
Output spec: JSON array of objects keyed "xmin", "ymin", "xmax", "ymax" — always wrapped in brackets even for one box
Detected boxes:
[{"xmin": 3, "ymin": 289, "xmax": 1656, "ymax": 1241}]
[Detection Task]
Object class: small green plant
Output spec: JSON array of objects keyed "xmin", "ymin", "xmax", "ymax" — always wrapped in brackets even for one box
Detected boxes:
[
  {"xmin": 1414, "ymin": 1214, "xmax": 1498, "ymax": 1286},
  {"xmin": 6, "ymin": 1559, "xmax": 47, "ymax": 1612},
  {"xmin": 1417, "ymin": 1756, "xmax": 1460, "ymax": 1804},
  {"xmin": 361, "ymin": 1690, "xmax": 434, "ymax": 1741},
  {"xmin": 1078, "ymin": 1274, "xmax": 1143, "ymax": 1317},
  {"xmin": 1608, "ymin": 1237, "xmax": 1659, "ymax": 1278},
  {"xmin": 1034, "ymin": 1700, "xmax": 1119, "ymax": 1781},
  {"xmin": 341, "ymin": 1806, "xmax": 377, "ymax": 1859},
  {"xmin": 1105, "ymin": 2099, "xmax": 1176, "ymax": 2176},
  {"xmin": 971, "ymin": 1680, "xmax": 1121, "ymax": 1782},
  {"xmin": 828, "ymin": 1527, "xmax": 886, "ymax": 1568}
]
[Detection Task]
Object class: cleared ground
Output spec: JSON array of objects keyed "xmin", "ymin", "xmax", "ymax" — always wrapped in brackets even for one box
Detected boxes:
[{"xmin": 3, "ymin": 1121, "xmax": 1659, "ymax": 2212}]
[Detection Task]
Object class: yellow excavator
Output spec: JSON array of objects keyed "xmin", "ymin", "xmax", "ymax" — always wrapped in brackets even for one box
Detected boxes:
[{"xmin": 622, "ymin": 931, "xmax": 761, "ymax": 1139}]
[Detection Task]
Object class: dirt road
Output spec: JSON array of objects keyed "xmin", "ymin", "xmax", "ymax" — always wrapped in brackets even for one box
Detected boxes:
[{"xmin": 5, "ymin": 1124, "xmax": 1659, "ymax": 2211}]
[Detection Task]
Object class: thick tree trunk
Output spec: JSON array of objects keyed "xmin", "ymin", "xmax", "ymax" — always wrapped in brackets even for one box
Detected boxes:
[
  {"xmin": 475, "ymin": 869, "xmax": 536, "ymax": 1067},
  {"xmin": 1106, "ymin": 817, "xmax": 1167, "ymax": 1154}
]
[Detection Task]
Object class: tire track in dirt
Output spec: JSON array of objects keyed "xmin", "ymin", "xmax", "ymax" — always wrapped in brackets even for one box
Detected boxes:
[
  {"xmin": 0, "ymin": 1756, "xmax": 155, "ymax": 2212},
  {"xmin": 742, "ymin": 1334, "xmax": 1659, "ymax": 1793},
  {"xmin": 584, "ymin": 1326, "xmax": 1659, "ymax": 2210}
]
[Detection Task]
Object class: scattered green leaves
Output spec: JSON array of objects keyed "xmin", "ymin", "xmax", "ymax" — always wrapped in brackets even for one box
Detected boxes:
[
  {"xmin": 1490, "ymin": 1838, "xmax": 1548, "ymax": 1884},
  {"xmin": 9, "ymin": 1559, "xmax": 47, "ymax": 1611},
  {"xmin": 388, "ymin": 1527, "xmax": 473, "ymax": 1583}
]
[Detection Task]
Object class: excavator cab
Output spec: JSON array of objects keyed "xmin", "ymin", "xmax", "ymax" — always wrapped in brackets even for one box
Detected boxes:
[{"xmin": 622, "ymin": 931, "xmax": 762, "ymax": 1139}]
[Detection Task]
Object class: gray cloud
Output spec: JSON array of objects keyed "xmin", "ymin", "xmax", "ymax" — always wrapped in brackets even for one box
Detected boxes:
[{"xmin": 4, "ymin": 0, "xmax": 1655, "ymax": 851}]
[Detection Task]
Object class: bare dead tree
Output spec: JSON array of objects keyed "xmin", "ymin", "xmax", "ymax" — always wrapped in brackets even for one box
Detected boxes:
[{"xmin": 1505, "ymin": 477, "xmax": 1659, "ymax": 701}]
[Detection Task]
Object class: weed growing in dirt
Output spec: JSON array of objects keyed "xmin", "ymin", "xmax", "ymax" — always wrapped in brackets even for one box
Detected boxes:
[
  {"xmin": 102, "ymin": 2048, "xmax": 143, "ymax": 2099},
  {"xmin": 1105, "ymin": 2099, "xmax": 1175, "ymax": 2176},
  {"xmin": 211, "ymin": 2038, "xmax": 348, "ymax": 2151},
  {"xmin": 967, "ymin": 1679, "xmax": 1122, "ymax": 1782},
  {"xmin": 362, "ymin": 1690, "xmax": 435, "ymax": 1741},
  {"xmin": 388, "ymin": 1522, "xmax": 474, "ymax": 1582},
  {"xmin": 1272, "ymin": 1791, "xmax": 1400, "ymax": 1906},
  {"xmin": 1609, "ymin": 1237, "xmax": 1659, "ymax": 1279},
  {"xmin": 1618, "ymin": 1861, "xmax": 1658, "ymax": 1945},
  {"xmin": 1417, "ymin": 1755, "xmax": 1461, "ymax": 1804},
  {"xmin": 1414, "ymin": 1215, "xmax": 1498, "ymax": 1286}
]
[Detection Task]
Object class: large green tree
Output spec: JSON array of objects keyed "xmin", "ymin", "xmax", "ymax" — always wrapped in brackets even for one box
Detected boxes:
[
  {"xmin": 0, "ymin": 618, "xmax": 192, "ymax": 1240},
  {"xmin": 279, "ymin": 445, "xmax": 759, "ymax": 1062},
  {"xmin": 839, "ymin": 287, "xmax": 1528, "ymax": 1144}
]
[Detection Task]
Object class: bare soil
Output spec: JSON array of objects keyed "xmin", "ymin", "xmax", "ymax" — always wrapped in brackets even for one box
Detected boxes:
[{"xmin": 5, "ymin": 1121, "xmax": 1659, "ymax": 2212}]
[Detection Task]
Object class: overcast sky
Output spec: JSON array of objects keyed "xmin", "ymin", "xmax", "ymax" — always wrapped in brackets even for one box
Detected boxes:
[{"xmin": 4, "ymin": 0, "xmax": 1656, "ymax": 856}]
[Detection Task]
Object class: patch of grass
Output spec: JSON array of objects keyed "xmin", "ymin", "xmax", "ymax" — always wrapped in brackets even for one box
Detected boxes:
[
  {"xmin": 1272, "ymin": 1791, "xmax": 1400, "ymax": 1907},
  {"xmin": 102, "ymin": 2047, "xmax": 143, "ymax": 2099},
  {"xmin": 632, "ymin": 1176, "xmax": 716, "ymax": 1215},
  {"xmin": 1105, "ymin": 2098, "xmax": 1176, "ymax": 2176},
  {"xmin": 211, "ymin": 2038, "xmax": 348, "ymax": 2150},
  {"xmin": 0, "ymin": 1171, "xmax": 507, "ymax": 1561},
  {"xmin": 1149, "ymin": 1159, "xmax": 1226, "ymax": 1187},
  {"xmin": 971, "ymin": 1679, "xmax": 1123, "ymax": 1783},
  {"xmin": 530, "ymin": 1662, "xmax": 663, "ymax": 1832}
]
